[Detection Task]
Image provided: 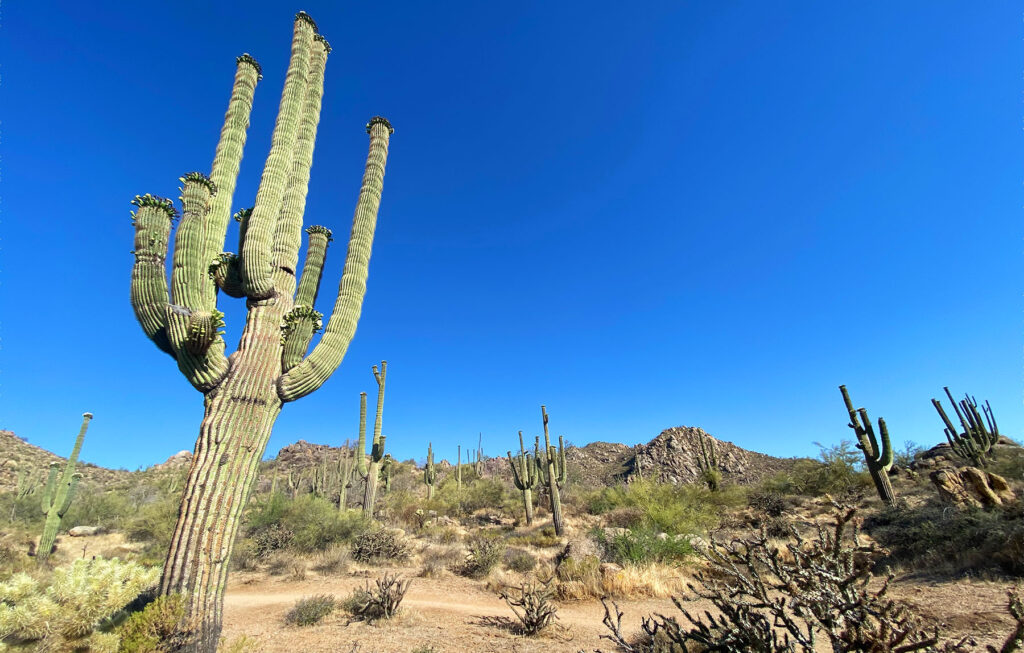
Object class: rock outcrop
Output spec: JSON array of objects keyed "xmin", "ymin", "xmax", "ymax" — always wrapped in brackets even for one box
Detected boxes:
[{"xmin": 930, "ymin": 467, "xmax": 1016, "ymax": 509}]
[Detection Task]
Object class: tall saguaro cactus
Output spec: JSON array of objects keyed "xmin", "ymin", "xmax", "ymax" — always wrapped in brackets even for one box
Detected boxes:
[
  {"xmin": 695, "ymin": 430, "xmax": 721, "ymax": 492},
  {"xmin": 474, "ymin": 433, "xmax": 484, "ymax": 476},
  {"xmin": 932, "ymin": 387, "xmax": 1000, "ymax": 468},
  {"xmin": 455, "ymin": 445, "xmax": 463, "ymax": 491},
  {"xmin": 507, "ymin": 431, "xmax": 539, "ymax": 526},
  {"xmin": 840, "ymin": 385, "xmax": 896, "ymax": 508},
  {"xmin": 357, "ymin": 361, "xmax": 388, "ymax": 517},
  {"xmin": 37, "ymin": 413, "xmax": 91, "ymax": 563},
  {"xmin": 424, "ymin": 443, "xmax": 437, "ymax": 500},
  {"xmin": 337, "ymin": 440, "xmax": 356, "ymax": 510},
  {"xmin": 128, "ymin": 13, "xmax": 393, "ymax": 651},
  {"xmin": 538, "ymin": 406, "xmax": 567, "ymax": 536}
]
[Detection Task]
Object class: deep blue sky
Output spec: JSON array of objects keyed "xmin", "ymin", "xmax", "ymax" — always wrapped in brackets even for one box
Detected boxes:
[{"xmin": 1, "ymin": 2, "xmax": 1021, "ymax": 470}]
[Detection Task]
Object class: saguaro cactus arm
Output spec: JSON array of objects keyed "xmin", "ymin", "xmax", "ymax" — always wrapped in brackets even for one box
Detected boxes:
[
  {"xmin": 355, "ymin": 392, "xmax": 369, "ymax": 477},
  {"xmin": 932, "ymin": 387, "xmax": 1000, "ymax": 466},
  {"xmin": 277, "ymin": 121, "xmax": 393, "ymax": 402},
  {"xmin": 130, "ymin": 195, "xmax": 178, "ymax": 356}
]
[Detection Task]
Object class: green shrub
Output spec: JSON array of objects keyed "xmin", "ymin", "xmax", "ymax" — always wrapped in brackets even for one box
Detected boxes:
[
  {"xmin": 504, "ymin": 548, "xmax": 538, "ymax": 573},
  {"xmin": 117, "ymin": 594, "xmax": 196, "ymax": 652},
  {"xmin": 510, "ymin": 526, "xmax": 561, "ymax": 549},
  {"xmin": 123, "ymin": 493, "xmax": 182, "ymax": 566},
  {"xmin": 351, "ymin": 529, "xmax": 410, "ymax": 564},
  {"xmin": 581, "ymin": 480, "xmax": 739, "ymax": 536},
  {"xmin": 311, "ymin": 545, "xmax": 350, "ymax": 574},
  {"xmin": 245, "ymin": 494, "xmax": 371, "ymax": 554},
  {"xmin": 593, "ymin": 527, "xmax": 694, "ymax": 566},
  {"xmin": 460, "ymin": 534, "xmax": 506, "ymax": 579},
  {"xmin": 747, "ymin": 489, "xmax": 786, "ymax": 517},
  {"xmin": 251, "ymin": 524, "xmax": 295, "ymax": 558},
  {"xmin": 284, "ymin": 594, "xmax": 336, "ymax": 626}
]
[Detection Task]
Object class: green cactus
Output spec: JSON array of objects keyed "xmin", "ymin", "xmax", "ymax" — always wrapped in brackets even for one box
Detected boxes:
[
  {"xmin": 381, "ymin": 454, "xmax": 393, "ymax": 495},
  {"xmin": 128, "ymin": 14, "xmax": 393, "ymax": 646},
  {"xmin": 538, "ymin": 406, "xmax": 567, "ymax": 536},
  {"xmin": 424, "ymin": 443, "xmax": 437, "ymax": 500},
  {"xmin": 695, "ymin": 430, "xmax": 721, "ymax": 492},
  {"xmin": 455, "ymin": 445, "xmax": 463, "ymax": 492},
  {"xmin": 841, "ymin": 385, "xmax": 896, "ymax": 507},
  {"xmin": 356, "ymin": 361, "xmax": 388, "ymax": 517},
  {"xmin": 507, "ymin": 430, "xmax": 540, "ymax": 526},
  {"xmin": 338, "ymin": 439, "xmax": 356, "ymax": 510},
  {"xmin": 37, "ymin": 413, "xmax": 91, "ymax": 563},
  {"xmin": 474, "ymin": 433, "xmax": 484, "ymax": 476},
  {"xmin": 932, "ymin": 386, "xmax": 1000, "ymax": 468}
]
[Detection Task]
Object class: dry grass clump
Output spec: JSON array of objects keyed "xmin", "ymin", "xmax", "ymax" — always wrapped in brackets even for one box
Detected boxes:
[
  {"xmin": 510, "ymin": 526, "xmax": 561, "ymax": 549},
  {"xmin": 418, "ymin": 544, "xmax": 463, "ymax": 578},
  {"xmin": 602, "ymin": 563, "xmax": 687, "ymax": 599},
  {"xmin": 284, "ymin": 594, "xmax": 336, "ymax": 626},
  {"xmin": 311, "ymin": 544, "xmax": 350, "ymax": 575},
  {"xmin": 265, "ymin": 551, "xmax": 306, "ymax": 580}
]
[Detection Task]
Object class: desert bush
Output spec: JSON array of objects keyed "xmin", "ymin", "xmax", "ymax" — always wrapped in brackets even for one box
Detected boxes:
[
  {"xmin": 265, "ymin": 551, "xmax": 304, "ymax": 578},
  {"xmin": 245, "ymin": 494, "xmax": 371, "ymax": 554},
  {"xmin": 866, "ymin": 501, "xmax": 1024, "ymax": 576},
  {"xmin": 500, "ymin": 580, "xmax": 559, "ymax": 636},
  {"xmin": 218, "ymin": 634, "xmax": 263, "ymax": 653},
  {"xmin": 340, "ymin": 574, "xmax": 410, "ymax": 622},
  {"xmin": 595, "ymin": 505, "xmax": 973, "ymax": 652},
  {"xmin": 117, "ymin": 594, "xmax": 198, "ymax": 652},
  {"xmin": 122, "ymin": 492, "xmax": 182, "ymax": 565},
  {"xmin": 230, "ymin": 537, "xmax": 260, "ymax": 572},
  {"xmin": 351, "ymin": 528, "xmax": 410, "ymax": 564},
  {"xmin": 418, "ymin": 524, "xmax": 460, "ymax": 544},
  {"xmin": 747, "ymin": 489, "xmax": 786, "ymax": 517},
  {"xmin": 63, "ymin": 484, "xmax": 136, "ymax": 532},
  {"xmin": 311, "ymin": 544, "xmax": 350, "ymax": 574},
  {"xmin": 284, "ymin": 594, "xmax": 336, "ymax": 626},
  {"xmin": 252, "ymin": 524, "xmax": 295, "ymax": 558},
  {"xmin": 582, "ymin": 479, "xmax": 741, "ymax": 536},
  {"xmin": 419, "ymin": 544, "xmax": 462, "ymax": 578},
  {"xmin": 0, "ymin": 557, "xmax": 161, "ymax": 651},
  {"xmin": 460, "ymin": 534, "xmax": 506, "ymax": 579},
  {"xmin": 504, "ymin": 548, "xmax": 538, "ymax": 574},
  {"xmin": 510, "ymin": 525, "xmax": 561, "ymax": 549},
  {"xmin": 594, "ymin": 527, "xmax": 694, "ymax": 566},
  {"xmin": 601, "ymin": 506, "xmax": 646, "ymax": 530}
]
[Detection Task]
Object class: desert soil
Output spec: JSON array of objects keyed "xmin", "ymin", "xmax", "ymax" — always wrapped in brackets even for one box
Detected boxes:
[{"xmin": 221, "ymin": 566, "xmax": 1019, "ymax": 652}]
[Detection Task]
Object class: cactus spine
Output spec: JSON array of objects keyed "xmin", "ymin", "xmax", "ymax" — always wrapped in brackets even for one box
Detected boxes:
[
  {"xmin": 128, "ymin": 14, "xmax": 393, "ymax": 648},
  {"xmin": 357, "ymin": 362, "xmax": 387, "ymax": 517},
  {"xmin": 424, "ymin": 443, "xmax": 437, "ymax": 500},
  {"xmin": 840, "ymin": 385, "xmax": 896, "ymax": 508},
  {"xmin": 37, "ymin": 413, "xmax": 91, "ymax": 563},
  {"xmin": 932, "ymin": 387, "xmax": 999, "ymax": 468},
  {"xmin": 538, "ymin": 406, "xmax": 567, "ymax": 536},
  {"xmin": 695, "ymin": 430, "xmax": 721, "ymax": 492},
  {"xmin": 508, "ymin": 430, "xmax": 539, "ymax": 526}
]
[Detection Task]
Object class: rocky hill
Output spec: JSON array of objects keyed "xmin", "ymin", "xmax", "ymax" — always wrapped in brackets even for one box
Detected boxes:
[{"xmin": 0, "ymin": 429, "xmax": 131, "ymax": 492}]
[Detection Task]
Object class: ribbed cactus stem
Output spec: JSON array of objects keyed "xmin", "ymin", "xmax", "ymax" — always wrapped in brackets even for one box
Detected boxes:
[
  {"xmin": 695, "ymin": 430, "xmax": 721, "ymax": 492},
  {"xmin": 361, "ymin": 362, "xmax": 387, "ymax": 518},
  {"xmin": 540, "ymin": 406, "xmax": 565, "ymax": 536},
  {"xmin": 508, "ymin": 430, "xmax": 538, "ymax": 526},
  {"xmin": 381, "ymin": 455, "xmax": 393, "ymax": 495},
  {"xmin": 840, "ymin": 385, "xmax": 896, "ymax": 508},
  {"xmin": 474, "ymin": 432, "xmax": 484, "ymax": 476},
  {"xmin": 455, "ymin": 445, "xmax": 462, "ymax": 492},
  {"xmin": 338, "ymin": 439, "xmax": 355, "ymax": 510},
  {"xmin": 424, "ymin": 442, "xmax": 436, "ymax": 500},
  {"xmin": 932, "ymin": 386, "xmax": 1000, "ymax": 468},
  {"xmin": 37, "ymin": 413, "xmax": 91, "ymax": 563}
]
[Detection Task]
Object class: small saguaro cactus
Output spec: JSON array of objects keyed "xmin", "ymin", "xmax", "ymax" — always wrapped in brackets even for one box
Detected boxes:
[
  {"xmin": 37, "ymin": 413, "xmax": 91, "ymax": 563},
  {"xmin": 455, "ymin": 445, "xmax": 463, "ymax": 492},
  {"xmin": 424, "ymin": 443, "xmax": 437, "ymax": 500},
  {"xmin": 507, "ymin": 430, "xmax": 540, "ymax": 526},
  {"xmin": 932, "ymin": 387, "xmax": 1000, "ymax": 468},
  {"xmin": 695, "ymin": 430, "xmax": 721, "ymax": 492},
  {"xmin": 381, "ymin": 454, "xmax": 393, "ymax": 495},
  {"xmin": 356, "ymin": 361, "xmax": 388, "ymax": 518},
  {"xmin": 538, "ymin": 406, "xmax": 567, "ymax": 536},
  {"xmin": 474, "ymin": 433, "xmax": 484, "ymax": 476},
  {"xmin": 840, "ymin": 385, "xmax": 896, "ymax": 508},
  {"xmin": 337, "ymin": 439, "xmax": 356, "ymax": 510}
]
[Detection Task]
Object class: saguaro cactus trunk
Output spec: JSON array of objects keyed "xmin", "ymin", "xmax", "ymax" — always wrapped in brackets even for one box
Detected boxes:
[
  {"xmin": 507, "ymin": 430, "xmax": 539, "ymax": 526},
  {"xmin": 424, "ymin": 443, "xmax": 437, "ymax": 500},
  {"xmin": 539, "ymin": 406, "xmax": 567, "ymax": 536},
  {"xmin": 358, "ymin": 361, "xmax": 387, "ymax": 517},
  {"xmin": 37, "ymin": 413, "xmax": 91, "ymax": 563},
  {"xmin": 840, "ymin": 385, "xmax": 896, "ymax": 508},
  {"xmin": 128, "ymin": 13, "xmax": 393, "ymax": 651}
]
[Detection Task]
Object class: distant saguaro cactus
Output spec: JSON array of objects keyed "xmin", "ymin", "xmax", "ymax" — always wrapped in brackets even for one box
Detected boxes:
[
  {"xmin": 840, "ymin": 385, "xmax": 895, "ymax": 508},
  {"xmin": 357, "ymin": 361, "xmax": 388, "ymax": 517},
  {"xmin": 695, "ymin": 430, "xmax": 721, "ymax": 492},
  {"xmin": 37, "ymin": 413, "xmax": 91, "ymax": 563},
  {"xmin": 538, "ymin": 406, "xmax": 567, "ymax": 536},
  {"xmin": 127, "ymin": 13, "xmax": 393, "ymax": 649},
  {"xmin": 932, "ymin": 387, "xmax": 999, "ymax": 468},
  {"xmin": 508, "ymin": 430, "xmax": 539, "ymax": 526},
  {"xmin": 424, "ymin": 443, "xmax": 437, "ymax": 500},
  {"xmin": 455, "ymin": 445, "xmax": 463, "ymax": 491},
  {"xmin": 338, "ymin": 439, "xmax": 356, "ymax": 510},
  {"xmin": 474, "ymin": 433, "xmax": 484, "ymax": 476}
]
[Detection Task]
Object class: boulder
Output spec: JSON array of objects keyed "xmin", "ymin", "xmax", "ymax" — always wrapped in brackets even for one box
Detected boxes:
[
  {"xmin": 930, "ymin": 467, "xmax": 1016, "ymax": 509},
  {"xmin": 68, "ymin": 526, "xmax": 104, "ymax": 537}
]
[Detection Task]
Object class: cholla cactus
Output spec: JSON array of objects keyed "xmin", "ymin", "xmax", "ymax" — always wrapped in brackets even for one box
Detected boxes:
[
  {"xmin": 537, "ymin": 406, "xmax": 567, "ymax": 536},
  {"xmin": 508, "ymin": 431, "xmax": 540, "ymax": 526},
  {"xmin": 37, "ymin": 413, "xmax": 91, "ymax": 564},
  {"xmin": 840, "ymin": 385, "xmax": 895, "ymax": 507},
  {"xmin": 695, "ymin": 429, "xmax": 722, "ymax": 493},
  {"xmin": 0, "ymin": 557, "xmax": 161, "ymax": 650},
  {"xmin": 357, "ymin": 362, "xmax": 388, "ymax": 517},
  {"xmin": 424, "ymin": 443, "xmax": 437, "ymax": 500},
  {"xmin": 932, "ymin": 387, "xmax": 1000, "ymax": 468},
  {"xmin": 127, "ymin": 13, "xmax": 393, "ymax": 647}
]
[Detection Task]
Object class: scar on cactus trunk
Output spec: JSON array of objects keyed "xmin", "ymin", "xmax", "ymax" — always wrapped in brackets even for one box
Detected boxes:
[
  {"xmin": 840, "ymin": 385, "xmax": 896, "ymax": 508},
  {"xmin": 508, "ymin": 430, "xmax": 539, "ymax": 526},
  {"xmin": 128, "ymin": 13, "xmax": 393, "ymax": 651},
  {"xmin": 538, "ymin": 406, "xmax": 567, "ymax": 536},
  {"xmin": 357, "ymin": 361, "xmax": 388, "ymax": 518},
  {"xmin": 37, "ymin": 412, "xmax": 91, "ymax": 564}
]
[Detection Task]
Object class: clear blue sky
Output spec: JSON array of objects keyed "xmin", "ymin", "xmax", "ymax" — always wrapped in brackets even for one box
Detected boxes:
[{"xmin": 1, "ymin": 1, "xmax": 1020, "ymax": 470}]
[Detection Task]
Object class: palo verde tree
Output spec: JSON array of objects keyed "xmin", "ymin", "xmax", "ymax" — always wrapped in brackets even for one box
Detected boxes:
[
  {"xmin": 128, "ymin": 13, "xmax": 393, "ymax": 651},
  {"xmin": 37, "ymin": 413, "xmax": 91, "ymax": 564},
  {"xmin": 840, "ymin": 385, "xmax": 895, "ymax": 508}
]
